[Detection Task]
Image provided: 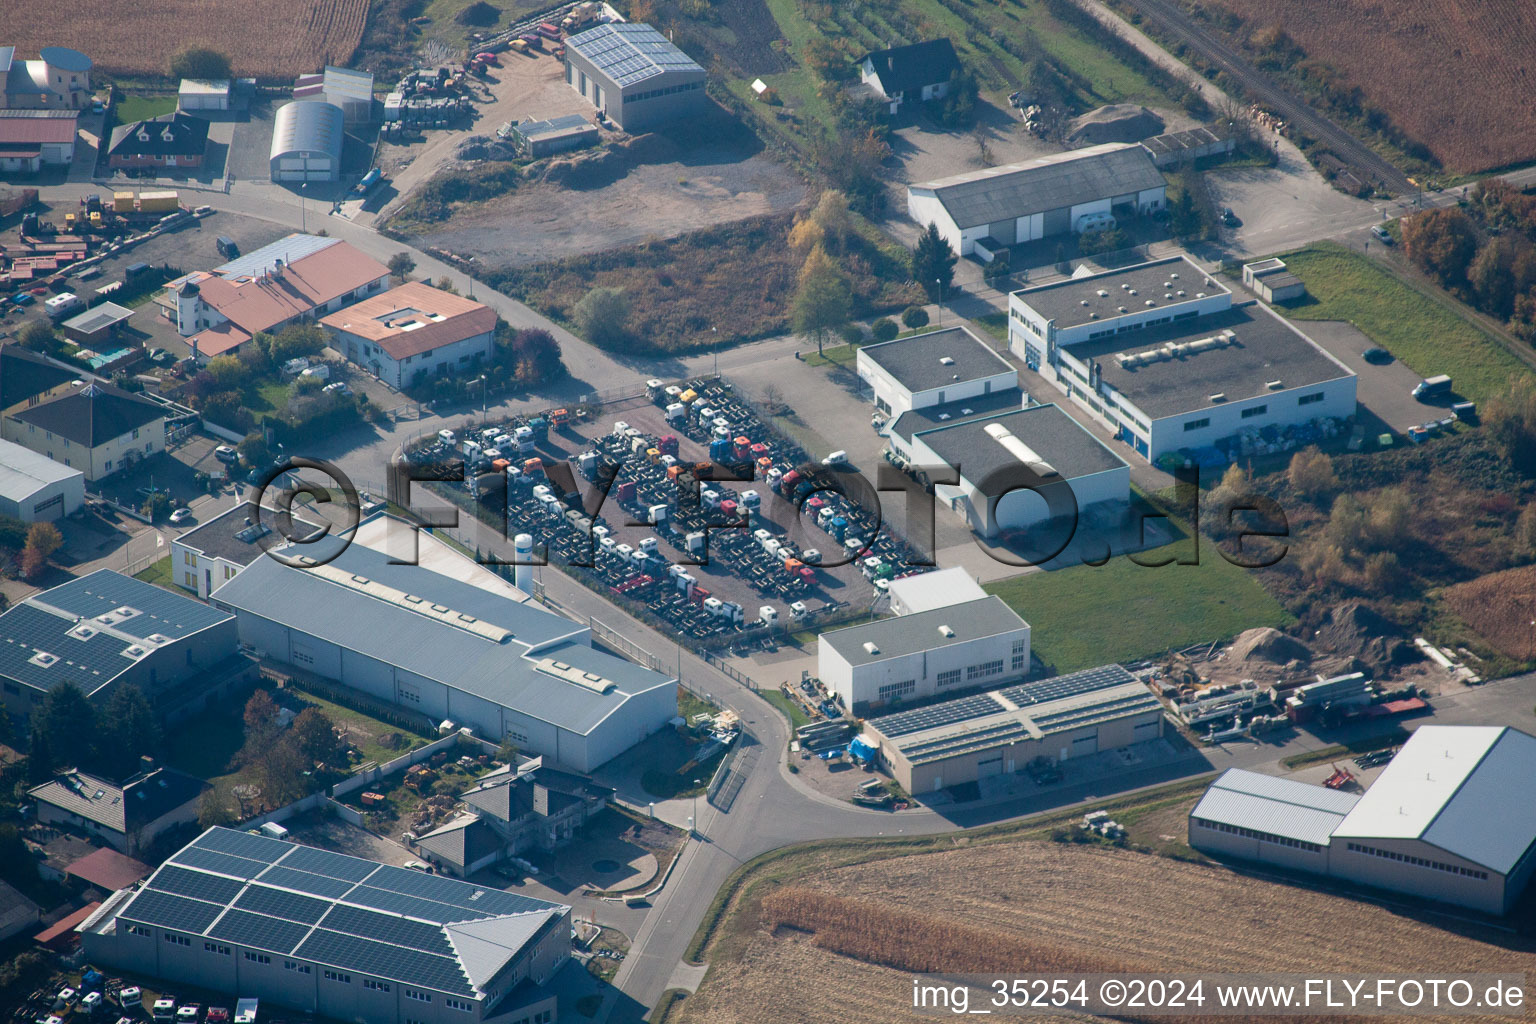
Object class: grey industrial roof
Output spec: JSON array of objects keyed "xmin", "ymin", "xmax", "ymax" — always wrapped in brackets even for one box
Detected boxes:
[
  {"xmin": 0, "ymin": 569, "xmax": 233, "ymax": 696},
  {"xmin": 1014, "ymin": 256, "xmax": 1227, "ymax": 329},
  {"xmin": 1139, "ymin": 123, "xmax": 1231, "ymax": 159},
  {"xmin": 29, "ymin": 766, "xmax": 207, "ymax": 836},
  {"xmin": 176, "ymin": 501, "xmax": 323, "ymax": 567},
  {"xmin": 514, "ymin": 114, "xmax": 595, "ymax": 140},
  {"xmin": 210, "ymin": 542, "xmax": 674, "ymax": 736},
  {"xmin": 1191, "ymin": 768, "xmax": 1359, "ymax": 847},
  {"xmin": 1256, "ymin": 271, "xmax": 1303, "ymax": 291},
  {"xmin": 888, "ymin": 387, "xmax": 1026, "ymax": 444},
  {"xmin": 60, "ymin": 302, "xmax": 134, "ymax": 336},
  {"xmin": 914, "ymin": 403, "xmax": 1127, "ymax": 491},
  {"xmin": 858, "ymin": 326, "xmax": 1015, "ymax": 395},
  {"xmin": 821, "ymin": 596, "xmax": 1026, "ymax": 667},
  {"xmin": 565, "ymin": 22, "xmax": 704, "ymax": 89},
  {"xmin": 270, "ymin": 100, "xmax": 344, "ymax": 161},
  {"xmin": 215, "ymin": 233, "xmax": 338, "ymax": 278},
  {"xmin": 103, "ymin": 827, "xmax": 566, "ymax": 1000},
  {"xmin": 0, "ymin": 437, "xmax": 81, "ymax": 500},
  {"xmin": 1069, "ymin": 303, "xmax": 1355, "ymax": 420},
  {"xmin": 910, "ymin": 142, "xmax": 1166, "ymax": 229},
  {"xmin": 414, "ymin": 815, "xmax": 503, "ymax": 870},
  {"xmin": 1332, "ymin": 726, "xmax": 1536, "ymax": 874}
]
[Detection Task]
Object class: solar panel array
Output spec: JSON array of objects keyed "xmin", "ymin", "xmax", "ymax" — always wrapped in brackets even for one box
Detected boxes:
[
  {"xmin": 867, "ymin": 692, "xmax": 1005, "ymax": 738},
  {"xmin": 114, "ymin": 828, "xmax": 566, "ymax": 999},
  {"xmin": 567, "ymin": 23, "xmax": 704, "ymax": 87},
  {"xmin": 997, "ymin": 664, "xmax": 1136, "ymax": 707}
]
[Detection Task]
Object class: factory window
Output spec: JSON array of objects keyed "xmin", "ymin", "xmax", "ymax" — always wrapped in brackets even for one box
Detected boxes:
[
  {"xmin": 364, "ymin": 979, "xmax": 391, "ymax": 992},
  {"xmin": 936, "ymin": 669, "xmax": 962, "ymax": 688},
  {"xmin": 1191, "ymin": 818, "xmax": 1322, "ymax": 854},
  {"xmin": 1173, "ymin": 310, "xmax": 1199, "ymax": 321},
  {"xmin": 507, "ymin": 730, "xmax": 529, "ymax": 744},
  {"xmin": 127, "ymin": 924, "xmax": 151, "ymax": 937},
  {"xmin": 878, "ymin": 680, "xmax": 916, "ymax": 702},
  {"xmin": 204, "ymin": 942, "xmax": 231, "ymax": 955},
  {"xmin": 967, "ymin": 659, "xmax": 1005, "ymax": 681},
  {"xmin": 446, "ymin": 998, "xmax": 475, "ymax": 1011},
  {"xmin": 1088, "ymin": 329, "xmax": 1114, "ymax": 340},
  {"xmin": 285, "ymin": 961, "xmax": 311, "ymax": 974},
  {"xmin": 1183, "ymin": 418, "xmax": 1210, "ymax": 432},
  {"xmin": 1241, "ymin": 405, "xmax": 1268, "ymax": 419},
  {"xmin": 1343, "ymin": 843, "xmax": 1487, "ymax": 880},
  {"xmin": 1011, "ymin": 640, "xmax": 1027, "ymax": 671},
  {"xmin": 405, "ymin": 989, "xmax": 433, "ymax": 1003},
  {"xmin": 1298, "ymin": 392, "xmax": 1324, "ymax": 406},
  {"xmin": 244, "ymin": 952, "xmax": 271, "ymax": 964},
  {"xmin": 325, "ymin": 970, "xmax": 352, "ymax": 983},
  {"xmin": 293, "ymin": 649, "xmax": 315, "ymax": 666},
  {"xmin": 165, "ymin": 933, "xmax": 191, "ymax": 947}
]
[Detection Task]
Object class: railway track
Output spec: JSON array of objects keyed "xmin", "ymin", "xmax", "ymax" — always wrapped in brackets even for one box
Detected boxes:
[{"xmin": 1119, "ymin": 0, "xmax": 1416, "ymax": 196}]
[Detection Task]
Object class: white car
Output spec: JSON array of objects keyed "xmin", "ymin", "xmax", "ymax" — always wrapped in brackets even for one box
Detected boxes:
[
  {"xmin": 169, "ymin": 508, "xmax": 193, "ymax": 524},
  {"xmin": 821, "ymin": 450, "xmax": 849, "ymax": 466}
]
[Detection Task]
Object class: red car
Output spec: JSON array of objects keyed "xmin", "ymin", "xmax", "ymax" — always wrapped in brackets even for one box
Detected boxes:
[{"xmin": 206, "ymin": 1010, "xmax": 230, "ymax": 1024}]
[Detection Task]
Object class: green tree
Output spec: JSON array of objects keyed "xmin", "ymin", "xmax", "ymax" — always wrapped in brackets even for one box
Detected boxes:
[
  {"xmin": 1400, "ymin": 208, "xmax": 1478, "ymax": 290},
  {"xmin": 243, "ymin": 689, "xmax": 280, "ymax": 736},
  {"xmin": 1168, "ymin": 189, "xmax": 1201, "ymax": 239},
  {"xmin": 1078, "ymin": 226, "xmax": 1128, "ymax": 257},
  {"xmin": 870, "ymin": 317, "xmax": 899, "ymax": 342},
  {"xmin": 912, "ymin": 223, "xmax": 956, "ymax": 301},
  {"xmin": 169, "ymin": 46, "xmax": 232, "ymax": 81},
  {"xmin": 142, "ymin": 492, "xmax": 171, "ymax": 522},
  {"xmin": 205, "ymin": 354, "xmax": 248, "ymax": 392},
  {"xmin": 33, "ymin": 682, "xmax": 97, "ymax": 774},
  {"xmin": 238, "ymin": 434, "xmax": 274, "ymax": 470},
  {"xmin": 387, "ymin": 252, "xmax": 416, "ymax": 281},
  {"xmin": 1468, "ymin": 237, "xmax": 1519, "ymax": 320},
  {"xmin": 100, "ymin": 684, "xmax": 161, "ymax": 779},
  {"xmin": 16, "ymin": 318, "xmax": 55, "ymax": 353},
  {"xmin": 1486, "ymin": 378, "xmax": 1536, "ymax": 475},
  {"xmin": 26, "ymin": 725, "xmax": 54, "ymax": 784},
  {"xmin": 791, "ymin": 245, "xmax": 851, "ymax": 357},
  {"xmin": 1286, "ymin": 447, "xmax": 1338, "ymax": 501},
  {"xmin": 21, "ymin": 521, "xmax": 61, "ymax": 579},
  {"xmin": 197, "ymin": 780, "xmax": 241, "ymax": 830},
  {"xmin": 268, "ymin": 323, "xmax": 326, "ymax": 365},
  {"xmin": 289, "ymin": 707, "xmax": 343, "ymax": 768},
  {"xmin": 573, "ymin": 287, "xmax": 630, "ymax": 347},
  {"xmin": 802, "ymin": 38, "xmax": 849, "ymax": 82},
  {"xmin": 901, "ymin": 306, "xmax": 930, "ymax": 330}
]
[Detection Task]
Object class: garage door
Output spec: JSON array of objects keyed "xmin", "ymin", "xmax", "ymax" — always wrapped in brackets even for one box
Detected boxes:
[
  {"xmin": 1071, "ymin": 734, "xmax": 1098, "ymax": 756},
  {"xmin": 986, "ymin": 219, "xmax": 1016, "ymax": 245},
  {"xmin": 977, "ymin": 756, "xmax": 1003, "ymax": 778},
  {"xmin": 1042, "ymin": 206, "xmax": 1070, "ymax": 236}
]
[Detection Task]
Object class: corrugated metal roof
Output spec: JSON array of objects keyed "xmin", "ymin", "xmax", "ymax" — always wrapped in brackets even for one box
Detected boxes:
[
  {"xmin": 1333, "ymin": 725, "xmax": 1536, "ymax": 874},
  {"xmin": 0, "ymin": 437, "xmax": 81, "ymax": 499},
  {"xmin": 1191, "ymin": 769, "xmax": 1359, "ymax": 847},
  {"xmin": 910, "ymin": 142, "xmax": 1165, "ymax": 229},
  {"xmin": 269, "ymin": 100, "xmax": 344, "ymax": 161}
]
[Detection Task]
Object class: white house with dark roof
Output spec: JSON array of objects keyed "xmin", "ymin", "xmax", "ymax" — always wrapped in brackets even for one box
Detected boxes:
[
  {"xmin": 908, "ymin": 142, "xmax": 1167, "ymax": 256},
  {"xmin": 858, "ymin": 39, "xmax": 961, "ymax": 115},
  {"xmin": 320, "ymin": 280, "xmax": 497, "ymax": 389},
  {"xmin": 856, "ymin": 325, "xmax": 1017, "ymax": 420}
]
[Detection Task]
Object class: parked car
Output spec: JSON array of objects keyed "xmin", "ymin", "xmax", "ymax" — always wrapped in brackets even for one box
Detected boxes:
[
  {"xmin": 821, "ymin": 450, "xmax": 849, "ymax": 466},
  {"xmin": 1362, "ymin": 347, "xmax": 1393, "ymax": 364},
  {"xmin": 1370, "ymin": 224, "xmax": 1394, "ymax": 244},
  {"xmin": 1220, "ymin": 207, "xmax": 1241, "ymax": 227},
  {"xmin": 176, "ymin": 1005, "xmax": 200, "ymax": 1023},
  {"xmin": 169, "ymin": 507, "xmax": 193, "ymax": 524},
  {"xmin": 214, "ymin": 444, "xmax": 238, "ymax": 463},
  {"xmin": 205, "ymin": 1009, "xmax": 230, "ymax": 1024}
]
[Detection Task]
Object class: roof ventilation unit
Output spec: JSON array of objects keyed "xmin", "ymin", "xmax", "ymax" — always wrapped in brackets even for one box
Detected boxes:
[
  {"xmin": 938, "ymin": 625, "xmax": 956, "ymax": 638},
  {"xmin": 939, "ymin": 356, "xmax": 955, "ymax": 365},
  {"xmin": 1266, "ymin": 380, "xmax": 1283, "ymax": 389},
  {"xmin": 1144, "ymin": 300, "xmax": 1156, "ymax": 307},
  {"xmin": 863, "ymin": 641, "xmax": 880, "ymax": 655},
  {"xmin": 1096, "ymin": 289, "xmax": 1109, "ymax": 297},
  {"xmin": 1209, "ymin": 392, "xmax": 1227, "ymax": 402}
]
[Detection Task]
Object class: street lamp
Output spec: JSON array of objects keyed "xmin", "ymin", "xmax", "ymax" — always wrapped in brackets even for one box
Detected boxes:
[
  {"xmin": 692, "ymin": 779, "xmax": 702, "ymax": 838},
  {"xmin": 476, "ymin": 374, "xmax": 488, "ymax": 421},
  {"xmin": 299, "ymin": 182, "xmax": 308, "ymax": 232}
]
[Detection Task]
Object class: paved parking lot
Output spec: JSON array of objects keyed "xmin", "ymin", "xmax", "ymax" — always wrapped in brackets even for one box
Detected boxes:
[{"xmin": 1280, "ymin": 318, "xmax": 1442, "ymax": 434}]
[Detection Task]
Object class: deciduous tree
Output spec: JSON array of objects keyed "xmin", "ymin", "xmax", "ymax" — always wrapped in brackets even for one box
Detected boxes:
[
  {"xmin": 791, "ymin": 245, "xmax": 851, "ymax": 357},
  {"xmin": 1400, "ymin": 208, "xmax": 1478, "ymax": 290},
  {"xmin": 573, "ymin": 287, "xmax": 630, "ymax": 347}
]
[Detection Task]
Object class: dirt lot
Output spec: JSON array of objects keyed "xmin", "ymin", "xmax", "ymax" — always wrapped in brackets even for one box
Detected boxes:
[
  {"xmin": 1442, "ymin": 565, "xmax": 1536, "ymax": 661},
  {"xmin": 1205, "ymin": 0, "xmax": 1536, "ymax": 173},
  {"xmin": 682, "ymin": 840, "xmax": 1536, "ymax": 1024}
]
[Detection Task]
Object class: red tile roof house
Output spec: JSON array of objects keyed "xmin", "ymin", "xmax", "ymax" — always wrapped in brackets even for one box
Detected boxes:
[
  {"xmin": 155, "ymin": 234, "xmax": 389, "ymax": 360},
  {"xmin": 320, "ymin": 280, "xmax": 497, "ymax": 389}
]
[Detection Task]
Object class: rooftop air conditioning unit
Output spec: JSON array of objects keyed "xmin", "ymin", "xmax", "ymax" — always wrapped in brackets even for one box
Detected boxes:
[
  {"xmin": 938, "ymin": 625, "xmax": 955, "ymax": 638},
  {"xmin": 939, "ymin": 356, "xmax": 955, "ymax": 365},
  {"xmin": 1267, "ymin": 380, "xmax": 1283, "ymax": 389},
  {"xmin": 863, "ymin": 642, "xmax": 880, "ymax": 655},
  {"xmin": 1209, "ymin": 392, "xmax": 1226, "ymax": 402}
]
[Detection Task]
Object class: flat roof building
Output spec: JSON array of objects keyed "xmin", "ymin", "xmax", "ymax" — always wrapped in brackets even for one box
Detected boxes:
[
  {"xmin": 270, "ymin": 100, "xmax": 344, "ymax": 183},
  {"xmin": 0, "ymin": 569, "xmax": 240, "ymax": 722},
  {"xmin": 818, "ymin": 595, "xmax": 1029, "ymax": 714},
  {"xmin": 1139, "ymin": 123, "xmax": 1235, "ymax": 168},
  {"xmin": 910, "ymin": 403, "xmax": 1130, "ymax": 539},
  {"xmin": 320, "ymin": 280, "xmax": 497, "ymax": 389},
  {"xmin": 0, "ymin": 436, "xmax": 83, "ymax": 521},
  {"xmin": 511, "ymin": 113, "xmax": 598, "ymax": 158},
  {"xmin": 1242, "ymin": 257, "xmax": 1306, "ymax": 303},
  {"xmin": 856, "ymin": 326, "xmax": 1017, "ymax": 420},
  {"xmin": 80, "ymin": 827, "xmax": 569, "ymax": 1024},
  {"xmin": 172, "ymin": 501, "xmax": 324, "ymax": 599},
  {"xmin": 886, "ymin": 567, "xmax": 985, "ymax": 616},
  {"xmin": 60, "ymin": 301, "xmax": 134, "ymax": 345},
  {"xmin": 1009, "ymin": 254, "xmax": 1356, "ymax": 464},
  {"xmin": 209, "ymin": 524, "xmax": 677, "ymax": 772},
  {"xmin": 177, "ymin": 79, "xmax": 230, "ymax": 112},
  {"xmin": 1189, "ymin": 726, "xmax": 1536, "ymax": 916},
  {"xmin": 563, "ymin": 22, "xmax": 707, "ymax": 132},
  {"xmin": 907, "ymin": 142, "xmax": 1166, "ymax": 257},
  {"xmin": 864, "ymin": 664, "xmax": 1162, "ymax": 792}
]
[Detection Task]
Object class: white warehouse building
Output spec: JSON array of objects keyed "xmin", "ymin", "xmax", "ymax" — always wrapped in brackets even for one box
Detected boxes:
[
  {"xmin": 1190, "ymin": 726, "xmax": 1536, "ymax": 916},
  {"xmin": 817, "ymin": 595, "xmax": 1029, "ymax": 714},
  {"xmin": 907, "ymin": 143, "xmax": 1167, "ymax": 257},
  {"xmin": 269, "ymin": 100, "xmax": 343, "ymax": 183},
  {"xmin": 209, "ymin": 526, "xmax": 678, "ymax": 772},
  {"xmin": 1009, "ymin": 255, "xmax": 1357, "ymax": 464},
  {"xmin": 856, "ymin": 325, "xmax": 1017, "ymax": 420}
]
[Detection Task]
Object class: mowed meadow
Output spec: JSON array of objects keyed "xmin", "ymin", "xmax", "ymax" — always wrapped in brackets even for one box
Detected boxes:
[
  {"xmin": 1209, "ymin": 0, "xmax": 1536, "ymax": 172},
  {"xmin": 0, "ymin": 0, "xmax": 368, "ymax": 78}
]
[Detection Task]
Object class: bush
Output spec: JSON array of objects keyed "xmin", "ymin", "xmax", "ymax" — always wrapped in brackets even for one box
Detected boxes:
[
  {"xmin": 869, "ymin": 317, "xmax": 899, "ymax": 342},
  {"xmin": 838, "ymin": 323, "xmax": 865, "ymax": 345},
  {"xmin": 456, "ymin": 0, "xmax": 500, "ymax": 25},
  {"xmin": 573, "ymin": 286, "xmax": 631, "ymax": 346},
  {"xmin": 169, "ymin": 46, "xmax": 231, "ymax": 81},
  {"xmin": 901, "ymin": 306, "xmax": 929, "ymax": 329}
]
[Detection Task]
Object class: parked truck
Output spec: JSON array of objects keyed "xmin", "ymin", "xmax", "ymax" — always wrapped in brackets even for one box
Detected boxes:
[
  {"xmin": 352, "ymin": 168, "xmax": 383, "ymax": 196},
  {"xmin": 1412, "ymin": 374, "xmax": 1452, "ymax": 400}
]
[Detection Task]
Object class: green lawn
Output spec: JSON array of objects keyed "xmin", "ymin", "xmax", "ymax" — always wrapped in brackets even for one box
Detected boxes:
[
  {"xmin": 1276, "ymin": 242, "xmax": 1529, "ymax": 405},
  {"xmin": 760, "ymin": 688, "xmax": 811, "ymax": 730},
  {"xmin": 115, "ymin": 94, "xmax": 177, "ymax": 124},
  {"xmin": 802, "ymin": 343, "xmax": 860, "ymax": 368},
  {"xmin": 289, "ymin": 688, "xmax": 432, "ymax": 768},
  {"xmin": 972, "ymin": 312, "xmax": 1009, "ymax": 343},
  {"xmin": 986, "ymin": 544, "xmax": 1293, "ymax": 672},
  {"xmin": 132, "ymin": 555, "xmax": 178, "ymax": 590}
]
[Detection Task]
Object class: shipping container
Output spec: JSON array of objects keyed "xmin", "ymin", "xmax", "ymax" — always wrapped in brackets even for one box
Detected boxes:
[{"xmin": 137, "ymin": 190, "xmax": 180, "ymax": 213}]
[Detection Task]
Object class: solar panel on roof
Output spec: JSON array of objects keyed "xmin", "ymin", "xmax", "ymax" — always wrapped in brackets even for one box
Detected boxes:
[
  {"xmin": 170, "ymin": 846, "xmax": 270, "ymax": 879},
  {"xmin": 150, "ymin": 865, "xmax": 246, "ymax": 905},
  {"xmin": 234, "ymin": 883, "xmax": 332, "ymax": 923},
  {"xmin": 208, "ymin": 908, "xmax": 311, "ymax": 954},
  {"xmin": 296, "ymin": 928, "xmax": 474, "ymax": 996},
  {"xmin": 346, "ymin": 884, "xmax": 489, "ymax": 924},
  {"xmin": 275, "ymin": 843, "xmax": 380, "ymax": 882},
  {"xmin": 319, "ymin": 903, "xmax": 455, "ymax": 956},
  {"xmin": 997, "ymin": 664, "xmax": 1135, "ymax": 707},
  {"xmin": 255, "ymin": 864, "xmax": 358, "ymax": 900},
  {"xmin": 194, "ymin": 826, "xmax": 291, "ymax": 862},
  {"xmin": 120, "ymin": 888, "xmax": 223, "ymax": 935},
  {"xmin": 868, "ymin": 693, "xmax": 1004, "ymax": 738},
  {"xmin": 366, "ymin": 864, "xmax": 553, "ymax": 915}
]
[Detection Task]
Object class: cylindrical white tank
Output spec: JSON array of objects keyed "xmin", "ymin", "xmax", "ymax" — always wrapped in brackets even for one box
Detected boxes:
[{"xmin": 514, "ymin": 533, "xmax": 534, "ymax": 594}]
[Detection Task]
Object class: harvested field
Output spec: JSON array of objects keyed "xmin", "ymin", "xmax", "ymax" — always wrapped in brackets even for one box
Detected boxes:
[
  {"xmin": 0, "ymin": 0, "xmax": 367, "ymax": 79},
  {"xmin": 1207, "ymin": 0, "xmax": 1536, "ymax": 172},
  {"xmin": 1442, "ymin": 565, "xmax": 1536, "ymax": 660},
  {"xmin": 681, "ymin": 842, "xmax": 1536, "ymax": 1024}
]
